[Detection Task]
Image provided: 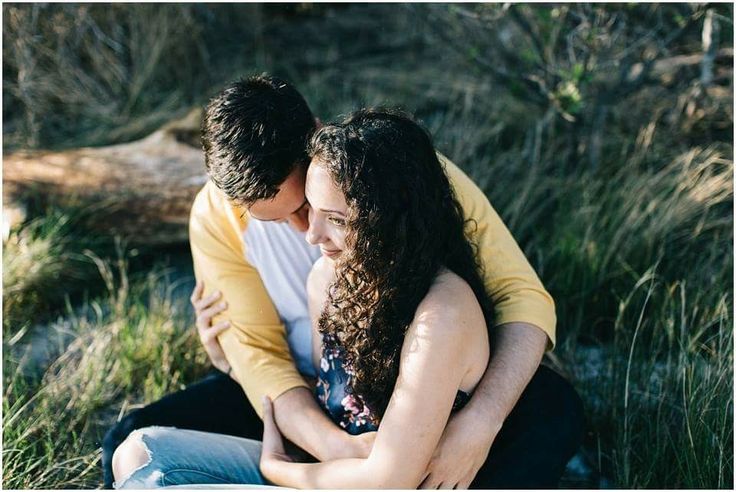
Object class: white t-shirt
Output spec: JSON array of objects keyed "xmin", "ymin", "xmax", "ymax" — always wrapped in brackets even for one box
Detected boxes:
[{"xmin": 243, "ymin": 219, "xmax": 321, "ymax": 377}]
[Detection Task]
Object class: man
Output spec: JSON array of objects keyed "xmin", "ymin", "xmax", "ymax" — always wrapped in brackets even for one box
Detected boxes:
[{"xmin": 103, "ymin": 74, "xmax": 583, "ymax": 489}]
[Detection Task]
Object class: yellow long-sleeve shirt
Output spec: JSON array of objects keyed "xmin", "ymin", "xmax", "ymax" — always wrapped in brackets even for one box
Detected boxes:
[{"xmin": 189, "ymin": 156, "xmax": 556, "ymax": 416}]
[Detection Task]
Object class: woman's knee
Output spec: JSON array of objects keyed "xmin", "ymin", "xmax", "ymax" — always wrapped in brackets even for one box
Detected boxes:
[
  {"xmin": 112, "ymin": 426, "xmax": 266, "ymax": 488},
  {"xmin": 111, "ymin": 428, "xmax": 160, "ymax": 488},
  {"xmin": 104, "ymin": 406, "xmax": 154, "ymax": 456}
]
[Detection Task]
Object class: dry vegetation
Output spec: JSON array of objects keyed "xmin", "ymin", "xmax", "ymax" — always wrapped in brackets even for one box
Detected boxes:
[{"xmin": 3, "ymin": 4, "xmax": 733, "ymax": 489}]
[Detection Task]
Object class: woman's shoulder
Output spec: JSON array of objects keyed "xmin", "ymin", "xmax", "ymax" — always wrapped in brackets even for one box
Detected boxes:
[
  {"xmin": 307, "ymin": 256, "xmax": 335, "ymax": 297},
  {"xmin": 410, "ymin": 269, "xmax": 486, "ymax": 341},
  {"xmin": 423, "ymin": 268, "xmax": 483, "ymax": 314},
  {"xmin": 400, "ymin": 269, "xmax": 489, "ymax": 388}
]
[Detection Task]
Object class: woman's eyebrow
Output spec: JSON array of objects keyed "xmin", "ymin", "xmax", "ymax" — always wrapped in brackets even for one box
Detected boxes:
[{"xmin": 319, "ymin": 208, "xmax": 345, "ymax": 215}]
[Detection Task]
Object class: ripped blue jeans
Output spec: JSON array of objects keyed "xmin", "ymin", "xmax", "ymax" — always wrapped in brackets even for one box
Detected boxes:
[{"xmin": 114, "ymin": 426, "xmax": 267, "ymax": 489}]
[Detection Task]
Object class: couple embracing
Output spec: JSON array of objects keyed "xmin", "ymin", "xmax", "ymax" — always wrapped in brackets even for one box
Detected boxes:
[{"xmin": 103, "ymin": 75, "xmax": 584, "ymax": 489}]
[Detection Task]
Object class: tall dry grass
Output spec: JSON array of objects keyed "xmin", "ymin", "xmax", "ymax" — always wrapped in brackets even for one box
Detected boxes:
[
  {"xmin": 2, "ymin": 3, "xmax": 732, "ymax": 489},
  {"xmin": 442, "ymin": 94, "xmax": 733, "ymax": 489},
  {"xmin": 3, "ymin": 246, "xmax": 208, "ymax": 489},
  {"xmin": 3, "ymin": 3, "xmax": 264, "ymax": 149}
]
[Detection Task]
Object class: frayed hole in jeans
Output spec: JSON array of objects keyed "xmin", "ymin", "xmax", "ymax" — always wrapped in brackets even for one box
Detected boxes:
[{"xmin": 112, "ymin": 429, "xmax": 154, "ymax": 489}]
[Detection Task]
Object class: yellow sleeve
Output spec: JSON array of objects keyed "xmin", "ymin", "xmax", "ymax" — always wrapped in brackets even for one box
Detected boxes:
[
  {"xmin": 189, "ymin": 181, "xmax": 309, "ymax": 416},
  {"xmin": 441, "ymin": 155, "xmax": 557, "ymax": 349}
]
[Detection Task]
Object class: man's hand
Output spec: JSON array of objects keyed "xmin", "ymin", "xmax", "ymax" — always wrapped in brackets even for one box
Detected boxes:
[
  {"xmin": 190, "ymin": 281, "xmax": 233, "ymax": 377},
  {"xmin": 421, "ymin": 322, "xmax": 547, "ymax": 489},
  {"xmin": 419, "ymin": 405, "xmax": 500, "ymax": 489}
]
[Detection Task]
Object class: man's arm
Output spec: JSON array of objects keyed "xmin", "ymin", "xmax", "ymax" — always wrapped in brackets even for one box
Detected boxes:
[
  {"xmin": 442, "ymin": 155, "xmax": 557, "ymax": 345},
  {"xmin": 420, "ymin": 158, "xmax": 556, "ymax": 488},
  {"xmin": 190, "ymin": 182, "xmax": 368, "ymax": 461},
  {"xmin": 273, "ymin": 388, "xmax": 375, "ymax": 461},
  {"xmin": 470, "ymin": 322, "xmax": 547, "ymax": 424},
  {"xmin": 420, "ymin": 323, "xmax": 547, "ymax": 489},
  {"xmin": 190, "ymin": 182, "xmax": 306, "ymax": 410}
]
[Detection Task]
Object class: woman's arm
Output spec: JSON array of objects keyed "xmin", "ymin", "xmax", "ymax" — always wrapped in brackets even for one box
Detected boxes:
[{"xmin": 262, "ymin": 272, "xmax": 489, "ymax": 488}]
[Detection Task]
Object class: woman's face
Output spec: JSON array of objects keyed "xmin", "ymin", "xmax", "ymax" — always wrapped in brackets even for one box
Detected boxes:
[{"xmin": 305, "ymin": 158, "xmax": 348, "ymax": 260}]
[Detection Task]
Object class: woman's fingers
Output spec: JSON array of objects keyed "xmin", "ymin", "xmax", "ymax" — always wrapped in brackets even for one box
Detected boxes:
[
  {"xmin": 193, "ymin": 290, "xmax": 222, "ymax": 312},
  {"xmin": 261, "ymin": 396, "xmax": 286, "ymax": 455},
  {"xmin": 189, "ymin": 280, "xmax": 205, "ymax": 305},
  {"xmin": 191, "ymin": 282, "xmax": 228, "ymax": 333},
  {"xmin": 196, "ymin": 302, "xmax": 228, "ymax": 328},
  {"xmin": 200, "ymin": 320, "xmax": 230, "ymax": 342},
  {"xmin": 419, "ymin": 475, "xmax": 440, "ymax": 489},
  {"xmin": 194, "ymin": 291, "xmax": 222, "ymax": 312},
  {"xmin": 457, "ymin": 478, "xmax": 472, "ymax": 489}
]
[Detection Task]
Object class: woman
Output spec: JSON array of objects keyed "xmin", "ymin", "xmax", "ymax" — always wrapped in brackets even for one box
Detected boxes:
[
  {"xmin": 260, "ymin": 108, "xmax": 492, "ymax": 488},
  {"xmin": 114, "ymin": 108, "xmax": 492, "ymax": 489}
]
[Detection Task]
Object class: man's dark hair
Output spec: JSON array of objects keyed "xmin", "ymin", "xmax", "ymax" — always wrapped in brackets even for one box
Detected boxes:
[{"xmin": 201, "ymin": 74, "xmax": 316, "ymax": 206}]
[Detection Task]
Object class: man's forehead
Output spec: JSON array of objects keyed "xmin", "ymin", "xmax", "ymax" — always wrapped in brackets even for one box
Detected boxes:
[
  {"xmin": 248, "ymin": 190, "xmax": 307, "ymax": 221},
  {"xmin": 247, "ymin": 165, "xmax": 308, "ymax": 220}
]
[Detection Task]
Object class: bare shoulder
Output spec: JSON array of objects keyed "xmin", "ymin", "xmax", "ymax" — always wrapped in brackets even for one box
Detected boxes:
[
  {"xmin": 307, "ymin": 256, "xmax": 335, "ymax": 301},
  {"xmin": 408, "ymin": 269, "xmax": 487, "ymax": 346},
  {"xmin": 420, "ymin": 269, "xmax": 485, "ymax": 326},
  {"xmin": 399, "ymin": 269, "xmax": 489, "ymax": 391}
]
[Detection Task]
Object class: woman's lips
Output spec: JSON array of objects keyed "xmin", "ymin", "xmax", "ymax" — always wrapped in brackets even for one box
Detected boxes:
[{"xmin": 321, "ymin": 248, "xmax": 341, "ymax": 257}]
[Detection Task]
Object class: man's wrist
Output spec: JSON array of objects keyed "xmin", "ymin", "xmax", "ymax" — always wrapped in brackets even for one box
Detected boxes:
[
  {"xmin": 317, "ymin": 421, "xmax": 353, "ymax": 460},
  {"xmin": 462, "ymin": 392, "xmax": 505, "ymax": 434},
  {"xmin": 272, "ymin": 386, "xmax": 348, "ymax": 462},
  {"xmin": 466, "ymin": 322, "xmax": 547, "ymax": 433}
]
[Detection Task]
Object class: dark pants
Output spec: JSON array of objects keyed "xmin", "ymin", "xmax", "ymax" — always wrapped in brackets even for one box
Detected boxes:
[{"xmin": 102, "ymin": 365, "xmax": 583, "ymax": 489}]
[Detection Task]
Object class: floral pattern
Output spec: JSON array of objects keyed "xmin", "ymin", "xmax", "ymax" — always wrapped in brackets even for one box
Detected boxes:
[
  {"xmin": 314, "ymin": 337, "xmax": 471, "ymax": 435},
  {"xmin": 315, "ymin": 339, "xmax": 379, "ymax": 434}
]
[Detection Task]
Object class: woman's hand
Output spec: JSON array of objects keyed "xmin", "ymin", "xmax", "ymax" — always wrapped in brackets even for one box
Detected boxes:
[
  {"xmin": 190, "ymin": 281, "xmax": 233, "ymax": 377},
  {"xmin": 260, "ymin": 396, "xmax": 295, "ymax": 481}
]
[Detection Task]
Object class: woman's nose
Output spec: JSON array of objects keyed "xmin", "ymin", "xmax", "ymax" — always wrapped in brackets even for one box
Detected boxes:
[{"xmin": 306, "ymin": 217, "xmax": 325, "ymax": 245}]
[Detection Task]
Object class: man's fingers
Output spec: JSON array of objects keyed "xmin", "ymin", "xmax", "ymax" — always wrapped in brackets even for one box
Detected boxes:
[
  {"xmin": 193, "ymin": 290, "xmax": 222, "ymax": 312},
  {"xmin": 463, "ymin": 468, "xmax": 480, "ymax": 489},
  {"xmin": 418, "ymin": 472, "xmax": 431, "ymax": 489},
  {"xmin": 189, "ymin": 281, "xmax": 204, "ymax": 305},
  {"xmin": 419, "ymin": 475, "xmax": 438, "ymax": 490}
]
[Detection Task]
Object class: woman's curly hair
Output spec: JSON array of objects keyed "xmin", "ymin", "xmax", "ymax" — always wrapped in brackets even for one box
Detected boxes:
[{"xmin": 308, "ymin": 108, "xmax": 493, "ymax": 418}]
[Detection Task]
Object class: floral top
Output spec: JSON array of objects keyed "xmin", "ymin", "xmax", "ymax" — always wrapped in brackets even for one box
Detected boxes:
[{"xmin": 315, "ymin": 339, "xmax": 472, "ymax": 435}]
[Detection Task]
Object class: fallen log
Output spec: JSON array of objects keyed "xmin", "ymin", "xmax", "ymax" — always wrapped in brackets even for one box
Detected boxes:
[{"xmin": 3, "ymin": 108, "xmax": 207, "ymax": 246}]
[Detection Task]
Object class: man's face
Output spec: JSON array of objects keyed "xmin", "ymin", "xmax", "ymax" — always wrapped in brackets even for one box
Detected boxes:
[{"xmin": 248, "ymin": 164, "xmax": 311, "ymax": 232}]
